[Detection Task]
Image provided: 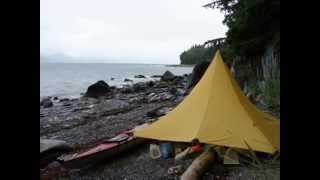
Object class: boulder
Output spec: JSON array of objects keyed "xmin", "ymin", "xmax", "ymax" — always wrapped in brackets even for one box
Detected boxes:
[
  {"xmin": 124, "ymin": 78, "xmax": 133, "ymax": 82},
  {"xmin": 146, "ymin": 81, "xmax": 155, "ymax": 87},
  {"xmin": 85, "ymin": 80, "xmax": 111, "ymax": 98},
  {"xmin": 120, "ymin": 86, "xmax": 134, "ymax": 94},
  {"xmin": 40, "ymin": 139, "xmax": 72, "ymax": 167},
  {"xmin": 41, "ymin": 98, "xmax": 53, "ymax": 108},
  {"xmin": 161, "ymin": 71, "xmax": 175, "ymax": 81},
  {"xmin": 172, "ymin": 76, "xmax": 184, "ymax": 86},
  {"xmin": 109, "ymin": 86, "xmax": 116, "ymax": 90},
  {"xmin": 187, "ymin": 61, "xmax": 210, "ymax": 89},
  {"xmin": 133, "ymin": 82, "xmax": 147, "ymax": 92},
  {"xmin": 59, "ymin": 98, "xmax": 70, "ymax": 102},
  {"xmin": 134, "ymin": 75, "xmax": 146, "ymax": 78},
  {"xmin": 151, "ymin": 75, "xmax": 162, "ymax": 78},
  {"xmin": 40, "ymin": 139, "xmax": 72, "ymax": 155}
]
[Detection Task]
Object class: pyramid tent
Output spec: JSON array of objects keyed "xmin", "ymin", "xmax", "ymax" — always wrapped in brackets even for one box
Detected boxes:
[{"xmin": 134, "ymin": 51, "xmax": 280, "ymax": 154}]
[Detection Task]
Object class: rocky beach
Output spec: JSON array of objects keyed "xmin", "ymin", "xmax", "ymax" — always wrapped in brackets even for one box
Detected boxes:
[{"xmin": 40, "ymin": 68, "xmax": 279, "ymax": 180}]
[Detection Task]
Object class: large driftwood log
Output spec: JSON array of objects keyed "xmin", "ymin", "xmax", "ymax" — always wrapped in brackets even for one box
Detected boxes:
[{"xmin": 180, "ymin": 149, "xmax": 216, "ymax": 180}]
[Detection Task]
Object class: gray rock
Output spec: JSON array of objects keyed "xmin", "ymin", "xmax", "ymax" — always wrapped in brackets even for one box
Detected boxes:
[
  {"xmin": 174, "ymin": 95, "xmax": 184, "ymax": 103},
  {"xmin": 187, "ymin": 61, "xmax": 210, "ymax": 89},
  {"xmin": 134, "ymin": 75, "xmax": 146, "ymax": 78},
  {"xmin": 121, "ymin": 86, "xmax": 134, "ymax": 93},
  {"xmin": 124, "ymin": 78, "xmax": 133, "ymax": 82},
  {"xmin": 160, "ymin": 92, "xmax": 173, "ymax": 101},
  {"xmin": 40, "ymin": 139, "xmax": 72, "ymax": 154},
  {"xmin": 157, "ymin": 107, "xmax": 172, "ymax": 116},
  {"xmin": 41, "ymin": 98, "xmax": 53, "ymax": 108},
  {"xmin": 155, "ymin": 81, "xmax": 169, "ymax": 88},
  {"xmin": 59, "ymin": 98, "xmax": 70, "ymax": 102},
  {"xmin": 85, "ymin": 80, "xmax": 111, "ymax": 98},
  {"xmin": 133, "ymin": 82, "xmax": 147, "ymax": 92},
  {"xmin": 161, "ymin": 71, "xmax": 175, "ymax": 81},
  {"xmin": 176, "ymin": 88, "xmax": 185, "ymax": 96},
  {"xmin": 46, "ymin": 161, "xmax": 62, "ymax": 169},
  {"xmin": 151, "ymin": 75, "xmax": 162, "ymax": 78},
  {"xmin": 146, "ymin": 81, "xmax": 155, "ymax": 87},
  {"xmin": 169, "ymin": 87, "xmax": 177, "ymax": 95}
]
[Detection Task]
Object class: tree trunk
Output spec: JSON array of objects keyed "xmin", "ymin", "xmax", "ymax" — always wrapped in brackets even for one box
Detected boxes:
[{"xmin": 180, "ymin": 150, "xmax": 216, "ymax": 180}]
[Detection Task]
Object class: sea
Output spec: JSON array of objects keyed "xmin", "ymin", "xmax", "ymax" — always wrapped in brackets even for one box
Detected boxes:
[{"xmin": 40, "ymin": 63, "xmax": 193, "ymax": 98}]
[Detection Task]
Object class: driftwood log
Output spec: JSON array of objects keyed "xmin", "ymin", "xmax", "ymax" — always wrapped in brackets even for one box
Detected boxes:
[{"xmin": 180, "ymin": 149, "xmax": 216, "ymax": 180}]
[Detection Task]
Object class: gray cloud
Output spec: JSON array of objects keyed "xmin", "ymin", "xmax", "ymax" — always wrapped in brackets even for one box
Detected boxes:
[{"xmin": 40, "ymin": 0, "xmax": 227, "ymax": 64}]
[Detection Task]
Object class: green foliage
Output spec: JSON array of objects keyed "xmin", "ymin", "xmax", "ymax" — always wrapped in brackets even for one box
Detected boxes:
[
  {"xmin": 263, "ymin": 77, "xmax": 280, "ymax": 112},
  {"xmin": 205, "ymin": 0, "xmax": 280, "ymax": 58},
  {"xmin": 247, "ymin": 82, "xmax": 260, "ymax": 95},
  {"xmin": 180, "ymin": 45, "xmax": 217, "ymax": 64}
]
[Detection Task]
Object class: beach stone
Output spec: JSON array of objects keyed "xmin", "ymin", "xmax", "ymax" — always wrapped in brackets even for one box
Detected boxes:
[
  {"xmin": 174, "ymin": 95, "xmax": 184, "ymax": 103},
  {"xmin": 121, "ymin": 86, "xmax": 134, "ymax": 93},
  {"xmin": 161, "ymin": 71, "xmax": 175, "ymax": 81},
  {"xmin": 46, "ymin": 161, "xmax": 62, "ymax": 170},
  {"xmin": 155, "ymin": 81, "xmax": 169, "ymax": 88},
  {"xmin": 157, "ymin": 107, "xmax": 172, "ymax": 116},
  {"xmin": 41, "ymin": 98, "xmax": 53, "ymax": 108},
  {"xmin": 40, "ymin": 139, "xmax": 72, "ymax": 154},
  {"xmin": 187, "ymin": 61, "xmax": 210, "ymax": 88},
  {"xmin": 172, "ymin": 76, "xmax": 184, "ymax": 85},
  {"xmin": 169, "ymin": 87, "xmax": 178, "ymax": 95},
  {"xmin": 85, "ymin": 80, "xmax": 111, "ymax": 98},
  {"xmin": 134, "ymin": 75, "xmax": 146, "ymax": 78},
  {"xmin": 176, "ymin": 88, "xmax": 185, "ymax": 96},
  {"xmin": 129, "ymin": 97, "xmax": 139, "ymax": 103},
  {"xmin": 148, "ymin": 95, "xmax": 160, "ymax": 103},
  {"xmin": 160, "ymin": 92, "xmax": 173, "ymax": 101}
]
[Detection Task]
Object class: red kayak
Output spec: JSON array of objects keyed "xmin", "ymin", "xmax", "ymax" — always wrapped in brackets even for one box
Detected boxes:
[{"xmin": 57, "ymin": 123, "xmax": 149, "ymax": 168}]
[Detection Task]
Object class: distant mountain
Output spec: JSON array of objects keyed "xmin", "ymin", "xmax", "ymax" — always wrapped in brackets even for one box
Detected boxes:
[{"xmin": 40, "ymin": 53, "xmax": 73, "ymax": 63}]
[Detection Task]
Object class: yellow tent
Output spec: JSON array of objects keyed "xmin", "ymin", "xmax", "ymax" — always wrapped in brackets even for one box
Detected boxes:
[{"xmin": 134, "ymin": 50, "xmax": 280, "ymax": 154}]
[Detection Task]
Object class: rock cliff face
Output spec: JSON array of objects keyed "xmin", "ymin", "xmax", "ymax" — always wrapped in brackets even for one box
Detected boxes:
[{"xmin": 230, "ymin": 44, "xmax": 280, "ymax": 114}]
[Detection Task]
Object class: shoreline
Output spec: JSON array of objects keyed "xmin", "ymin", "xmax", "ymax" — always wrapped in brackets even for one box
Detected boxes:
[
  {"xmin": 165, "ymin": 64, "xmax": 195, "ymax": 67},
  {"xmin": 40, "ymin": 74, "xmax": 190, "ymax": 178},
  {"xmin": 40, "ymin": 71, "xmax": 279, "ymax": 179}
]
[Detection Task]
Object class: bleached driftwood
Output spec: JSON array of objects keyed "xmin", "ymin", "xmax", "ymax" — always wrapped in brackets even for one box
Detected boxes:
[{"xmin": 180, "ymin": 149, "xmax": 216, "ymax": 180}]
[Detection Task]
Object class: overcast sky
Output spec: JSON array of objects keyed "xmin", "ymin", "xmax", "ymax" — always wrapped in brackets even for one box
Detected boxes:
[{"xmin": 40, "ymin": 0, "xmax": 227, "ymax": 64}]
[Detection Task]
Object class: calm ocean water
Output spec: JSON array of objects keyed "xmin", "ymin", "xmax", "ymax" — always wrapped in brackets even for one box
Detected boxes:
[{"xmin": 40, "ymin": 63, "xmax": 193, "ymax": 98}]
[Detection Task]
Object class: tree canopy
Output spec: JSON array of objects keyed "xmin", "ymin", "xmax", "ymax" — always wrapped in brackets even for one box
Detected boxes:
[
  {"xmin": 204, "ymin": 0, "xmax": 280, "ymax": 58},
  {"xmin": 180, "ymin": 45, "xmax": 218, "ymax": 64}
]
